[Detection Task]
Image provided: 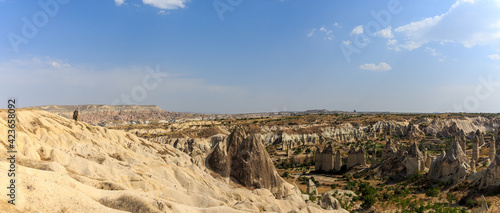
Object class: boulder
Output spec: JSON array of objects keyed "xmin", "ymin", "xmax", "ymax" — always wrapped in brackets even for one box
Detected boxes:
[
  {"xmin": 306, "ymin": 179, "xmax": 318, "ymax": 196},
  {"xmin": 319, "ymin": 193, "xmax": 340, "ymax": 210}
]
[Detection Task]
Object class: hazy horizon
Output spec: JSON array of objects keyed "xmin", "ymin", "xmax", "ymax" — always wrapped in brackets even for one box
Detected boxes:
[{"xmin": 2, "ymin": 0, "xmax": 500, "ymax": 114}]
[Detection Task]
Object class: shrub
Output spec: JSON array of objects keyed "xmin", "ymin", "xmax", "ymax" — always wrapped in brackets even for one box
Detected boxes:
[{"xmin": 425, "ymin": 187, "xmax": 439, "ymax": 197}]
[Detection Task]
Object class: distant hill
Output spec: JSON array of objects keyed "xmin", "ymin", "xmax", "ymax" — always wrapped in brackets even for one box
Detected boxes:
[{"xmin": 30, "ymin": 104, "xmax": 207, "ymax": 125}]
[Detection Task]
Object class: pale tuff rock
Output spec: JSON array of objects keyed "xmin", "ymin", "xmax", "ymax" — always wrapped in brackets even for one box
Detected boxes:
[
  {"xmin": 405, "ymin": 123, "xmax": 422, "ymax": 140},
  {"xmin": 426, "ymin": 155, "xmax": 434, "ymax": 169},
  {"xmin": 377, "ymin": 149, "xmax": 407, "ymax": 176},
  {"xmin": 490, "ymin": 137, "xmax": 496, "ymax": 162},
  {"xmin": 315, "ymin": 147, "xmax": 323, "ymax": 172},
  {"xmin": 207, "ymin": 126, "xmax": 293, "ymax": 199},
  {"xmin": 382, "ymin": 140, "xmax": 398, "ymax": 160},
  {"xmin": 315, "ymin": 145, "xmax": 335, "ymax": 172},
  {"xmin": 423, "ymin": 148, "xmax": 428, "ymax": 164},
  {"xmin": 427, "ymin": 141, "xmax": 471, "ymax": 182},
  {"xmin": 475, "ymin": 129, "xmax": 485, "ymax": 146},
  {"xmin": 480, "ymin": 145, "xmax": 500, "ymax": 189},
  {"xmin": 473, "ymin": 135, "xmax": 480, "ymax": 161},
  {"xmin": 319, "ymin": 193, "xmax": 341, "ymax": 210},
  {"xmin": 0, "ymin": 110, "xmax": 322, "ymax": 213},
  {"xmin": 347, "ymin": 147, "xmax": 366, "ymax": 169},
  {"xmin": 425, "ymin": 153, "xmax": 432, "ymax": 169},
  {"xmin": 471, "ymin": 159, "xmax": 476, "ymax": 173},
  {"xmin": 406, "ymin": 142, "xmax": 425, "ymax": 176},
  {"xmin": 481, "ymin": 195, "xmax": 489, "ymax": 212},
  {"xmin": 306, "ymin": 179, "xmax": 318, "ymax": 196},
  {"xmin": 459, "ymin": 135, "xmax": 467, "ymax": 153},
  {"xmin": 437, "ymin": 122, "xmax": 462, "ymax": 138},
  {"xmin": 334, "ymin": 150, "xmax": 342, "ymax": 171}
]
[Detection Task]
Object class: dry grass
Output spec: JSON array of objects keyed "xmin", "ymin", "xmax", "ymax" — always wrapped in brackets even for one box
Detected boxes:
[{"xmin": 99, "ymin": 194, "xmax": 159, "ymax": 213}]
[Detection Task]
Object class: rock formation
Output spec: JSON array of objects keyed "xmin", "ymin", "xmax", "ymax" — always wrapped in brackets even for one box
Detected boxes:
[
  {"xmin": 207, "ymin": 126, "xmax": 291, "ymax": 198},
  {"xmin": 490, "ymin": 137, "xmax": 496, "ymax": 162},
  {"xmin": 425, "ymin": 153, "xmax": 432, "ymax": 168},
  {"xmin": 480, "ymin": 146, "xmax": 500, "ymax": 189},
  {"xmin": 315, "ymin": 145, "xmax": 335, "ymax": 172},
  {"xmin": 334, "ymin": 150, "xmax": 342, "ymax": 171},
  {"xmin": 406, "ymin": 142, "xmax": 425, "ymax": 176},
  {"xmin": 72, "ymin": 110, "xmax": 79, "ymax": 121},
  {"xmin": 347, "ymin": 147, "xmax": 366, "ymax": 169},
  {"xmin": 427, "ymin": 141, "xmax": 471, "ymax": 182},
  {"xmin": 382, "ymin": 140, "xmax": 398, "ymax": 160},
  {"xmin": 437, "ymin": 122, "xmax": 462, "ymax": 138},
  {"xmin": 306, "ymin": 179, "xmax": 318, "ymax": 196},
  {"xmin": 376, "ymin": 149, "xmax": 407, "ymax": 176},
  {"xmin": 475, "ymin": 129, "xmax": 485, "ymax": 146},
  {"xmin": 473, "ymin": 135, "xmax": 480, "ymax": 161},
  {"xmin": 319, "ymin": 193, "xmax": 341, "ymax": 210}
]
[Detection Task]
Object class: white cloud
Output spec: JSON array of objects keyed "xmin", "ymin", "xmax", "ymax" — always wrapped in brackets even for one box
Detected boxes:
[
  {"xmin": 115, "ymin": 0, "xmax": 189, "ymax": 10},
  {"xmin": 158, "ymin": 10, "xmax": 170, "ymax": 15},
  {"xmin": 333, "ymin": 22, "xmax": 341, "ymax": 28},
  {"xmin": 307, "ymin": 28, "xmax": 316, "ymax": 37},
  {"xmin": 390, "ymin": 0, "xmax": 500, "ymax": 51},
  {"xmin": 375, "ymin": 26, "xmax": 394, "ymax": 38},
  {"xmin": 320, "ymin": 26, "xmax": 332, "ymax": 35},
  {"xmin": 142, "ymin": 0, "xmax": 189, "ymax": 9},
  {"xmin": 350, "ymin": 25, "xmax": 364, "ymax": 36},
  {"xmin": 342, "ymin": 40, "xmax": 352, "ymax": 45},
  {"xmin": 360, "ymin": 62, "xmax": 392, "ymax": 71},
  {"xmin": 115, "ymin": 0, "xmax": 125, "ymax": 6},
  {"xmin": 489, "ymin": 54, "xmax": 500, "ymax": 60},
  {"xmin": 426, "ymin": 47, "xmax": 441, "ymax": 56}
]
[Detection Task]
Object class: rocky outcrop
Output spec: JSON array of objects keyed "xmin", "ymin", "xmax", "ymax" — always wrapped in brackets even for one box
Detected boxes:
[
  {"xmin": 406, "ymin": 142, "xmax": 425, "ymax": 176},
  {"xmin": 427, "ymin": 141, "xmax": 471, "ymax": 183},
  {"xmin": 382, "ymin": 140, "xmax": 398, "ymax": 160},
  {"xmin": 347, "ymin": 147, "xmax": 366, "ymax": 169},
  {"xmin": 306, "ymin": 179, "xmax": 318, "ymax": 196},
  {"xmin": 207, "ymin": 126, "xmax": 292, "ymax": 198},
  {"xmin": 473, "ymin": 135, "xmax": 480, "ymax": 161},
  {"xmin": 475, "ymin": 129, "xmax": 485, "ymax": 146},
  {"xmin": 490, "ymin": 137, "xmax": 496, "ymax": 161},
  {"xmin": 334, "ymin": 150, "xmax": 342, "ymax": 171},
  {"xmin": 436, "ymin": 122, "xmax": 463, "ymax": 138},
  {"xmin": 315, "ymin": 145, "xmax": 335, "ymax": 172},
  {"xmin": 377, "ymin": 149, "xmax": 407, "ymax": 176},
  {"xmin": 319, "ymin": 193, "xmax": 341, "ymax": 210},
  {"xmin": 480, "ymin": 145, "xmax": 500, "ymax": 189}
]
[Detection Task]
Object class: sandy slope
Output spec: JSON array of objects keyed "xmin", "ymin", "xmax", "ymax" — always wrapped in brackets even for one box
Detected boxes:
[{"xmin": 0, "ymin": 109, "xmax": 341, "ymax": 213}]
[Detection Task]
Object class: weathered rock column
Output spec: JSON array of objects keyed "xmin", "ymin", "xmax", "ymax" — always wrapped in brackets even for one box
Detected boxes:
[
  {"xmin": 334, "ymin": 150, "xmax": 342, "ymax": 171},
  {"xmin": 490, "ymin": 137, "xmax": 496, "ymax": 161},
  {"xmin": 473, "ymin": 136, "xmax": 480, "ymax": 161}
]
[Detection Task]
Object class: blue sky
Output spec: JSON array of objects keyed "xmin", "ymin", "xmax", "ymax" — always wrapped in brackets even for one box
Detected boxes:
[{"xmin": 1, "ymin": 0, "xmax": 500, "ymax": 113}]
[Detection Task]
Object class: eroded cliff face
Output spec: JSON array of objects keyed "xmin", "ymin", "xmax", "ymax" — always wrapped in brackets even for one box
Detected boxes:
[
  {"xmin": 145, "ymin": 117, "xmax": 500, "ymax": 155},
  {"xmin": 207, "ymin": 126, "xmax": 294, "ymax": 199}
]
